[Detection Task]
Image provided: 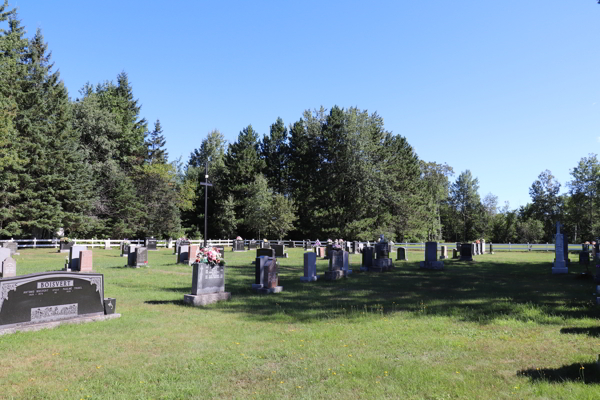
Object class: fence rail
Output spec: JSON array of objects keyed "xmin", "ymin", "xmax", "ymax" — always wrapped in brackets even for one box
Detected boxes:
[{"xmin": 0, "ymin": 239, "xmax": 586, "ymax": 252}]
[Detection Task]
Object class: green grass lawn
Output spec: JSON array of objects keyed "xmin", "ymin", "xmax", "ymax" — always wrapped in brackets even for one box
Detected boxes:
[{"xmin": 1, "ymin": 248, "xmax": 600, "ymax": 399}]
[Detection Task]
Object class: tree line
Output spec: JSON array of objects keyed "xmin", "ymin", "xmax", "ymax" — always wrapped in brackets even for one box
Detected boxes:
[{"xmin": 0, "ymin": 3, "xmax": 593, "ymax": 243}]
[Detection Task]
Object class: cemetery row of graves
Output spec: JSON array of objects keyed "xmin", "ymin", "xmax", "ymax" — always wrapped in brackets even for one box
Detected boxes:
[{"xmin": 1, "ymin": 231, "xmax": 600, "ymax": 398}]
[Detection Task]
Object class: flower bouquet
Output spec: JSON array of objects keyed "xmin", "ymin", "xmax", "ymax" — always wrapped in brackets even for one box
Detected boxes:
[
  {"xmin": 195, "ymin": 247, "xmax": 226, "ymax": 267},
  {"xmin": 60, "ymin": 237, "xmax": 71, "ymax": 243}
]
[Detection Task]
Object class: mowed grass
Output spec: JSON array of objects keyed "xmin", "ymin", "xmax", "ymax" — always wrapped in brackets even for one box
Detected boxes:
[{"xmin": 1, "ymin": 247, "xmax": 600, "ymax": 399}]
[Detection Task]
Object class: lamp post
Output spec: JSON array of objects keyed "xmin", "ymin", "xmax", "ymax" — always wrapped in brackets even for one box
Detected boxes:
[{"xmin": 200, "ymin": 162, "xmax": 213, "ymax": 248}]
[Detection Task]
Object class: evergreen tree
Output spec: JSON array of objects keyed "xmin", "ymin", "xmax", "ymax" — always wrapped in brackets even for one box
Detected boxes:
[
  {"xmin": 528, "ymin": 169, "xmax": 562, "ymax": 242},
  {"xmin": 260, "ymin": 117, "xmax": 289, "ymax": 195},
  {"xmin": 567, "ymin": 154, "xmax": 599, "ymax": 240},
  {"xmin": 145, "ymin": 119, "xmax": 168, "ymax": 164},
  {"xmin": 242, "ymin": 174, "xmax": 271, "ymax": 238},
  {"xmin": 449, "ymin": 170, "xmax": 483, "ymax": 241},
  {"xmin": 268, "ymin": 193, "xmax": 297, "ymax": 240}
]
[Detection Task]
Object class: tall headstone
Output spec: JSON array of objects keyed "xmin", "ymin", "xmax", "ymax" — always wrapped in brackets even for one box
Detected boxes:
[
  {"xmin": 177, "ymin": 245, "xmax": 189, "ymax": 264},
  {"xmin": 460, "ymin": 243, "xmax": 473, "ymax": 261},
  {"xmin": 579, "ymin": 251, "xmax": 590, "ymax": 266},
  {"xmin": 1, "ymin": 256, "xmax": 16, "ymax": 278},
  {"xmin": 184, "ymin": 261, "xmax": 231, "ymax": 306},
  {"xmin": 325, "ymin": 249, "xmax": 346, "ymax": 280},
  {"xmin": 300, "ymin": 252, "xmax": 318, "ymax": 282},
  {"xmin": 552, "ymin": 222, "xmax": 568, "ymax": 274},
  {"xmin": 371, "ymin": 241, "xmax": 392, "ymax": 272},
  {"xmin": 481, "ymin": 239, "xmax": 486, "ymax": 254},
  {"xmin": 396, "ymin": 247, "xmax": 408, "ymax": 261},
  {"xmin": 352, "ymin": 241, "xmax": 360, "ymax": 254},
  {"xmin": 419, "ymin": 242, "xmax": 444, "ymax": 270},
  {"xmin": 439, "ymin": 245, "xmax": 448, "ymax": 260},
  {"xmin": 252, "ymin": 256, "xmax": 282, "ymax": 293},
  {"xmin": 489, "ymin": 243, "xmax": 495, "ymax": 254},
  {"xmin": 471, "ymin": 243, "xmax": 476, "ymax": 256},
  {"xmin": 67, "ymin": 245, "xmax": 87, "ymax": 271},
  {"xmin": 188, "ymin": 245, "xmax": 199, "ymax": 265},
  {"xmin": 79, "ymin": 250, "xmax": 93, "ymax": 272},
  {"xmin": 361, "ymin": 247, "xmax": 375, "ymax": 271}
]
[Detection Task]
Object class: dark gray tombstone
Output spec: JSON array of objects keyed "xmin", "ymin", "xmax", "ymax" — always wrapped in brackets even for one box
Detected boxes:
[
  {"xmin": 191, "ymin": 263, "xmax": 225, "ymax": 295},
  {"xmin": 579, "ymin": 251, "xmax": 590, "ymax": 266},
  {"xmin": 256, "ymin": 248, "xmax": 276, "ymax": 258},
  {"xmin": 0, "ymin": 271, "xmax": 118, "ymax": 331},
  {"xmin": 233, "ymin": 240, "xmax": 245, "ymax": 252},
  {"xmin": 489, "ymin": 243, "xmax": 494, "ymax": 254},
  {"xmin": 440, "ymin": 245, "xmax": 448, "ymax": 260},
  {"xmin": 288, "ymin": 240, "xmax": 296, "ymax": 248},
  {"xmin": 352, "ymin": 241, "xmax": 360, "ymax": 254},
  {"xmin": 59, "ymin": 241, "xmax": 74, "ymax": 253},
  {"xmin": 68, "ymin": 245, "xmax": 87, "ymax": 271},
  {"xmin": 252, "ymin": 256, "xmax": 282, "ymax": 293},
  {"xmin": 553, "ymin": 222, "xmax": 568, "ymax": 274},
  {"xmin": 420, "ymin": 242, "xmax": 444, "ymax": 270},
  {"xmin": 303, "ymin": 240, "xmax": 311, "ymax": 250},
  {"xmin": 2, "ymin": 242, "xmax": 18, "ymax": 256},
  {"xmin": 177, "ymin": 245, "xmax": 189, "ymax": 264},
  {"xmin": 145, "ymin": 237, "xmax": 158, "ymax": 251},
  {"xmin": 452, "ymin": 249, "xmax": 459, "ymax": 259},
  {"xmin": 460, "ymin": 243, "xmax": 473, "ymax": 261},
  {"xmin": 396, "ymin": 247, "xmax": 408, "ymax": 261},
  {"xmin": 301, "ymin": 252, "xmax": 318, "ymax": 282},
  {"xmin": 248, "ymin": 240, "xmax": 259, "ymax": 250},
  {"xmin": 135, "ymin": 247, "xmax": 148, "ymax": 267},
  {"xmin": 470, "ymin": 243, "xmax": 476, "ymax": 256},
  {"xmin": 184, "ymin": 259, "xmax": 231, "ymax": 306},
  {"xmin": 361, "ymin": 247, "xmax": 375, "ymax": 271},
  {"xmin": 272, "ymin": 244, "xmax": 288, "ymax": 258},
  {"xmin": 583, "ymin": 244, "xmax": 590, "ymax": 252},
  {"xmin": 2, "ymin": 256, "xmax": 16, "ymax": 277},
  {"xmin": 325, "ymin": 249, "xmax": 346, "ymax": 280}
]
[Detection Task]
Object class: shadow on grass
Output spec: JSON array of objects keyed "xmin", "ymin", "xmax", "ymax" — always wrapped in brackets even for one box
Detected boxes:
[
  {"xmin": 145, "ymin": 300, "xmax": 186, "ymax": 306},
  {"xmin": 198, "ymin": 257, "xmax": 600, "ymax": 324},
  {"xmin": 560, "ymin": 327, "xmax": 600, "ymax": 337},
  {"xmin": 518, "ymin": 363, "xmax": 600, "ymax": 384}
]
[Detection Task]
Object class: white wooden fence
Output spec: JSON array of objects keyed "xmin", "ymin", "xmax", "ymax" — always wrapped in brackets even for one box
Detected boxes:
[{"xmin": 0, "ymin": 238, "xmax": 584, "ymax": 252}]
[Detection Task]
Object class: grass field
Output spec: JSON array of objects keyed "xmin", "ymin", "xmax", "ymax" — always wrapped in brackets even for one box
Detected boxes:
[{"xmin": 1, "ymin": 247, "xmax": 600, "ymax": 399}]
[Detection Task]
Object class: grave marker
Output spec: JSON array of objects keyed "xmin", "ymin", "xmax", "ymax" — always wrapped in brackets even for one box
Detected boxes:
[
  {"xmin": 419, "ymin": 242, "xmax": 444, "ymax": 270},
  {"xmin": 552, "ymin": 222, "xmax": 568, "ymax": 274},
  {"xmin": 2, "ymin": 257, "xmax": 16, "ymax": 278},
  {"xmin": 396, "ymin": 247, "xmax": 408, "ymax": 261},
  {"xmin": 300, "ymin": 252, "xmax": 318, "ymax": 282}
]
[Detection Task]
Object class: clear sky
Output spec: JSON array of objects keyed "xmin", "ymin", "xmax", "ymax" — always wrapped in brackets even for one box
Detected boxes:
[{"xmin": 11, "ymin": 0, "xmax": 600, "ymax": 211}]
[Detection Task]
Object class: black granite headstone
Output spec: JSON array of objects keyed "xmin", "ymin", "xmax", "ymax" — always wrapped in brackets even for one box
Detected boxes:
[
  {"xmin": 192, "ymin": 263, "xmax": 225, "ymax": 295},
  {"xmin": 0, "ymin": 272, "xmax": 106, "ymax": 327}
]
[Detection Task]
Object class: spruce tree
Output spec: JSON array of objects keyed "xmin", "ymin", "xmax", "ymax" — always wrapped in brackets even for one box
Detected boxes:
[{"xmin": 145, "ymin": 119, "xmax": 168, "ymax": 164}]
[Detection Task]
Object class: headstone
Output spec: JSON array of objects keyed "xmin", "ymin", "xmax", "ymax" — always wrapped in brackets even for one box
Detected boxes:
[
  {"xmin": 59, "ymin": 241, "xmax": 74, "ymax": 253},
  {"xmin": 104, "ymin": 240, "xmax": 111, "ymax": 250},
  {"xmin": 456, "ymin": 242, "xmax": 461, "ymax": 251},
  {"xmin": 579, "ymin": 251, "xmax": 590, "ymax": 266},
  {"xmin": 1, "ymin": 256, "xmax": 16, "ymax": 278},
  {"xmin": 371, "ymin": 241, "xmax": 392, "ymax": 272},
  {"xmin": 288, "ymin": 241, "xmax": 296, "ymax": 248},
  {"xmin": 471, "ymin": 243, "xmax": 476, "ymax": 256},
  {"xmin": 2, "ymin": 242, "xmax": 18, "ymax": 255},
  {"xmin": 0, "ymin": 248, "xmax": 11, "ymax": 265},
  {"xmin": 489, "ymin": 243, "xmax": 494, "ymax": 254},
  {"xmin": 272, "ymin": 244, "xmax": 288, "ymax": 258},
  {"xmin": 460, "ymin": 243, "xmax": 473, "ymax": 261},
  {"xmin": 248, "ymin": 240, "xmax": 259, "ymax": 250},
  {"xmin": 324, "ymin": 249, "xmax": 346, "ymax": 280},
  {"xmin": 177, "ymin": 245, "xmax": 189, "ymax": 264},
  {"xmin": 303, "ymin": 240, "xmax": 311, "ymax": 250},
  {"xmin": 128, "ymin": 247, "xmax": 149, "ymax": 268},
  {"xmin": 67, "ymin": 246, "xmax": 87, "ymax": 271},
  {"xmin": 260, "ymin": 241, "xmax": 270, "ymax": 249},
  {"xmin": 343, "ymin": 251, "xmax": 351, "ymax": 275},
  {"xmin": 252, "ymin": 256, "xmax": 282, "ymax": 293},
  {"xmin": 361, "ymin": 247, "xmax": 375, "ymax": 271},
  {"xmin": 188, "ymin": 245, "xmax": 199, "ymax": 265},
  {"xmin": 232, "ymin": 240, "xmax": 245, "ymax": 252},
  {"xmin": 396, "ymin": 247, "xmax": 408, "ymax": 261},
  {"xmin": 440, "ymin": 245, "xmax": 448, "ymax": 260},
  {"xmin": 481, "ymin": 239, "xmax": 486, "ymax": 254},
  {"xmin": 183, "ymin": 261, "xmax": 231, "ymax": 306},
  {"xmin": 166, "ymin": 238, "xmax": 173, "ymax": 249},
  {"xmin": 145, "ymin": 237, "xmax": 157, "ymax": 251},
  {"xmin": 121, "ymin": 243, "xmax": 130, "ymax": 257},
  {"xmin": 256, "ymin": 248, "xmax": 276, "ymax": 259},
  {"xmin": 582, "ymin": 243, "xmax": 590, "ymax": 252},
  {"xmin": 474, "ymin": 243, "xmax": 480, "ymax": 256},
  {"xmin": 452, "ymin": 249, "xmax": 459, "ymax": 259},
  {"xmin": 552, "ymin": 222, "xmax": 568, "ymax": 274},
  {"xmin": 79, "ymin": 250, "xmax": 93, "ymax": 272},
  {"xmin": 420, "ymin": 242, "xmax": 444, "ymax": 270},
  {"xmin": 315, "ymin": 247, "xmax": 326, "ymax": 258},
  {"xmin": 352, "ymin": 241, "xmax": 360, "ymax": 254},
  {"xmin": 175, "ymin": 240, "xmax": 190, "ymax": 256},
  {"xmin": 301, "ymin": 252, "xmax": 318, "ymax": 281},
  {"xmin": 0, "ymin": 271, "xmax": 119, "ymax": 331}
]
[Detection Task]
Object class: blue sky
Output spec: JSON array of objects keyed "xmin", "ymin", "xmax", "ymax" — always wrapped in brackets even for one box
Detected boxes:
[{"xmin": 12, "ymin": 0, "xmax": 600, "ymax": 211}]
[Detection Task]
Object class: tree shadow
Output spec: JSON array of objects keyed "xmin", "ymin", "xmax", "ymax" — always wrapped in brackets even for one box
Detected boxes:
[
  {"xmin": 144, "ymin": 300, "xmax": 186, "ymax": 306},
  {"xmin": 518, "ymin": 363, "xmax": 600, "ymax": 384},
  {"xmin": 560, "ymin": 327, "xmax": 600, "ymax": 338}
]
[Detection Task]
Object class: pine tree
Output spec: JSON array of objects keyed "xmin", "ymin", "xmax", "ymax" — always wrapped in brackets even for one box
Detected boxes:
[
  {"xmin": 260, "ymin": 117, "xmax": 289, "ymax": 195},
  {"xmin": 145, "ymin": 119, "xmax": 168, "ymax": 164}
]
